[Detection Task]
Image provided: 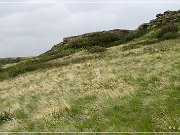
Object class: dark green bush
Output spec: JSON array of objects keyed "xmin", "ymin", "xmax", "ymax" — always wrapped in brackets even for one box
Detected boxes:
[
  {"xmin": 87, "ymin": 46, "xmax": 106, "ymax": 53},
  {"xmin": 91, "ymin": 33, "xmax": 121, "ymax": 46},
  {"xmin": 140, "ymin": 39, "xmax": 160, "ymax": 45},
  {"xmin": 39, "ymin": 50, "xmax": 73, "ymax": 62},
  {"xmin": 157, "ymin": 24, "xmax": 178, "ymax": 39},
  {"xmin": 161, "ymin": 32, "xmax": 177, "ymax": 40},
  {"xmin": 161, "ymin": 24, "xmax": 178, "ymax": 33},
  {"xmin": 0, "ymin": 64, "xmax": 2, "ymax": 72},
  {"xmin": 67, "ymin": 32, "xmax": 123, "ymax": 49},
  {"xmin": 5, "ymin": 59, "xmax": 47, "ymax": 77},
  {"xmin": 126, "ymin": 30, "xmax": 146, "ymax": 41},
  {"xmin": 0, "ymin": 110, "xmax": 13, "ymax": 125},
  {"xmin": 0, "ymin": 57, "xmax": 25, "ymax": 65},
  {"xmin": 68, "ymin": 38, "xmax": 88, "ymax": 49}
]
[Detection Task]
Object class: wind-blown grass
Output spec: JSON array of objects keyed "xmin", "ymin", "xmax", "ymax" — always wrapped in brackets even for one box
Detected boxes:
[{"xmin": 0, "ymin": 38, "xmax": 179, "ymax": 132}]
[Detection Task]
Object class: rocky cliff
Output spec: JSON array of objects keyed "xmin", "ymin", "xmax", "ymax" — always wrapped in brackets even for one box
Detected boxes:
[{"xmin": 139, "ymin": 10, "xmax": 180, "ymax": 30}]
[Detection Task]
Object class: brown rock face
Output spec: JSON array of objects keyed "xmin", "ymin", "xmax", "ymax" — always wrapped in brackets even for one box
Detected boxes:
[{"xmin": 142, "ymin": 10, "xmax": 180, "ymax": 30}]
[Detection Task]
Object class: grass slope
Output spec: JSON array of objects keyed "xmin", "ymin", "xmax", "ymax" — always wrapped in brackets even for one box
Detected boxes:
[{"xmin": 0, "ymin": 38, "xmax": 179, "ymax": 132}]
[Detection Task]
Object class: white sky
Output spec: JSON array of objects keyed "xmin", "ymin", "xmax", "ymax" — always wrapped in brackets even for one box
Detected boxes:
[{"xmin": 0, "ymin": 0, "xmax": 180, "ymax": 57}]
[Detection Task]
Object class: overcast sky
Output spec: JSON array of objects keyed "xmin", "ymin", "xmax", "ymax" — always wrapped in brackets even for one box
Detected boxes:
[{"xmin": 0, "ymin": 0, "xmax": 180, "ymax": 58}]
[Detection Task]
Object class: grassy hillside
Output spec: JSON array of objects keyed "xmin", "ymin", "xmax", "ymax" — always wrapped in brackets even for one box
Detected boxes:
[
  {"xmin": 0, "ymin": 10, "xmax": 180, "ymax": 132},
  {"xmin": 0, "ymin": 38, "xmax": 180, "ymax": 132}
]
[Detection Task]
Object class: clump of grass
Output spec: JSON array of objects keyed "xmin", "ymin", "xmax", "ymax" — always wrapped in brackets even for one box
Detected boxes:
[
  {"xmin": 14, "ymin": 109, "xmax": 28, "ymax": 120},
  {"xmin": 69, "ymin": 95, "xmax": 97, "ymax": 116},
  {"xmin": 143, "ymin": 47, "xmax": 159, "ymax": 54},
  {"xmin": 161, "ymin": 32, "xmax": 178, "ymax": 40},
  {"xmin": 86, "ymin": 46, "xmax": 106, "ymax": 53},
  {"xmin": 140, "ymin": 39, "xmax": 160, "ymax": 45},
  {"xmin": 121, "ymin": 43, "xmax": 140, "ymax": 51},
  {"xmin": 0, "ymin": 110, "xmax": 13, "ymax": 125},
  {"xmin": 50, "ymin": 95, "xmax": 97, "ymax": 121},
  {"xmin": 122, "ymin": 51, "xmax": 136, "ymax": 57},
  {"xmin": 160, "ymin": 24, "xmax": 178, "ymax": 33},
  {"xmin": 143, "ymin": 44, "xmax": 170, "ymax": 54}
]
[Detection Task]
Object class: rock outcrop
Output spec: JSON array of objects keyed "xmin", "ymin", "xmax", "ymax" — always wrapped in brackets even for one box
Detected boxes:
[{"xmin": 138, "ymin": 10, "xmax": 180, "ymax": 30}]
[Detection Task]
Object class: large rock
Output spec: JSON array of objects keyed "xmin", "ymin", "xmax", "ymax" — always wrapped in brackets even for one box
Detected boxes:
[{"xmin": 144, "ymin": 10, "xmax": 180, "ymax": 29}]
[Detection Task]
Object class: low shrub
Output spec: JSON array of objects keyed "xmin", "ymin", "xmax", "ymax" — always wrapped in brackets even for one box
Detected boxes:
[
  {"xmin": 39, "ymin": 47, "xmax": 79, "ymax": 62},
  {"xmin": 0, "ymin": 110, "xmax": 13, "ymax": 125},
  {"xmin": 140, "ymin": 39, "xmax": 160, "ymax": 45},
  {"xmin": 161, "ymin": 24, "xmax": 178, "ymax": 33},
  {"xmin": 0, "ymin": 57, "xmax": 25, "ymax": 65},
  {"xmin": 0, "ymin": 64, "xmax": 2, "ymax": 72},
  {"xmin": 122, "ymin": 52, "xmax": 136, "ymax": 57},
  {"xmin": 122, "ymin": 44, "xmax": 140, "ymax": 51},
  {"xmin": 143, "ymin": 45, "xmax": 169, "ymax": 54},
  {"xmin": 126, "ymin": 30, "xmax": 147, "ymax": 41},
  {"xmin": 68, "ymin": 32, "xmax": 121, "ymax": 49},
  {"xmin": 157, "ymin": 24, "xmax": 178, "ymax": 39},
  {"xmin": 40, "ymin": 51, "xmax": 73, "ymax": 62},
  {"xmin": 143, "ymin": 47, "xmax": 158, "ymax": 54},
  {"xmin": 161, "ymin": 32, "xmax": 177, "ymax": 40}
]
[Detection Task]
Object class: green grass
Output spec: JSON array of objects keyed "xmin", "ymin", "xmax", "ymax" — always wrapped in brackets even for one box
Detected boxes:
[{"xmin": 0, "ymin": 38, "xmax": 179, "ymax": 132}]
